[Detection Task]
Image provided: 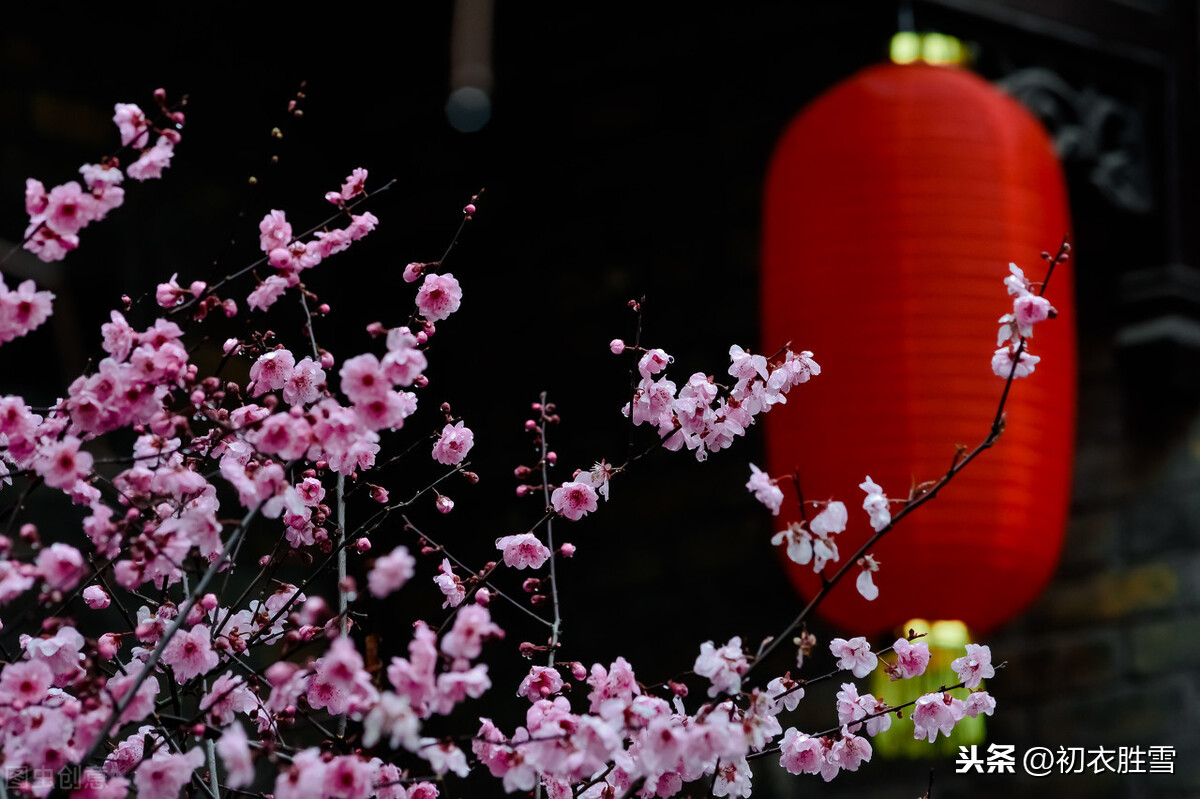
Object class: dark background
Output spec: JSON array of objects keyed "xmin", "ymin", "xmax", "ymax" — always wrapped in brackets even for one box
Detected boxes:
[{"xmin": 2, "ymin": 2, "xmax": 1199, "ymax": 797}]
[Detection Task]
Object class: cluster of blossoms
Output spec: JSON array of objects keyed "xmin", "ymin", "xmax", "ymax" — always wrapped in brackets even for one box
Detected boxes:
[
  {"xmin": 617, "ymin": 341, "xmax": 819, "ymax": 463},
  {"xmin": 247, "ymin": 182, "xmax": 379, "ymax": 312},
  {"xmin": 24, "ymin": 93, "xmax": 183, "ymax": 264},
  {"xmin": 468, "ymin": 634, "xmax": 994, "ymax": 797},
  {"xmin": 751, "ymin": 472, "xmax": 892, "ymax": 602},
  {"xmin": 3, "ymin": 93, "xmax": 183, "ymax": 347},
  {"xmin": 991, "ymin": 259, "xmax": 1059, "ymax": 379},
  {"xmin": 0, "ymin": 88, "xmax": 1049, "ymax": 799}
]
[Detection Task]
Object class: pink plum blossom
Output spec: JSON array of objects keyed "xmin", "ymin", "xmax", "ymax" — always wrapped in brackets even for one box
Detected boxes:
[
  {"xmin": 0, "ymin": 278, "xmax": 56, "ymax": 341},
  {"xmin": 550, "ymin": 480, "xmax": 598, "ymax": 521},
  {"xmin": 855, "ymin": 554, "xmax": 880, "ymax": 601},
  {"xmin": 36, "ymin": 542, "xmax": 86, "ymax": 591},
  {"xmin": 637, "ymin": 348, "xmax": 672, "ymax": 379},
  {"xmin": 248, "ymin": 275, "xmax": 291, "ymax": 311},
  {"xmin": 992, "ymin": 346, "xmax": 1040, "ymax": 378},
  {"xmin": 1005, "ymin": 261, "xmax": 1031, "ymax": 295},
  {"xmin": 160, "ymin": 624, "xmax": 218, "ymax": 683},
  {"xmin": 830, "ymin": 636, "xmax": 877, "ymax": 678},
  {"xmin": 828, "ymin": 726, "xmax": 872, "ymax": 774},
  {"xmin": 258, "ymin": 210, "xmax": 292, "ymax": 253},
  {"xmin": 217, "ymin": 723, "xmax": 255, "ymax": 789},
  {"xmin": 434, "ymin": 558, "xmax": 466, "ymax": 608},
  {"xmin": 339, "ymin": 353, "xmax": 389, "ymax": 405},
  {"xmin": 34, "ymin": 436, "xmax": 93, "ymax": 490},
  {"xmin": 0, "ymin": 658, "xmax": 54, "ymax": 708},
  {"xmin": 126, "ymin": 135, "xmax": 176, "ymax": 181},
  {"xmin": 859, "ymin": 476, "xmax": 891, "ymax": 531},
  {"xmin": 113, "ymin": 103, "xmax": 150, "ymax": 146},
  {"xmin": 1013, "ymin": 292, "xmax": 1053, "ymax": 336},
  {"xmin": 440, "ymin": 603, "xmax": 504, "ymax": 660},
  {"xmin": 889, "ymin": 637, "xmax": 930, "ymax": 680},
  {"xmin": 694, "ymin": 636, "xmax": 749, "ymax": 698},
  {"xmin": 43, "ymin": 181, "xmax": 100, "ymax": 237},
  {"xmin": 517, "ymin": 665, "xmax": 564, "ymax": 702},
  {"xmin": 283, "ymin": 356, "xmax": 326, "ymax": 406},
  {"xmin": 83, "ymin": 584, "xmax": 111, "ymax": 609},
  {"xmin": 248, "ymin": 348, "xmax": 296, "ymax": 396},
  {"xmin": 133, "ymin": 747, "xmax": 204, "ymax": 799},
  {"xmin": 746, "ymin": 463, "xmax": 783, "ymax": 515},
  {"xmin": 432, "ymin": 421, "xmax": 474, "ymax": 465},
  {"xmin": 495, "ymin": 532, "xmax": 551, "ymax": 570},
  {"xmin": 367, "ymin": 546, "xmax": 415, "ymax": 598},
  {"xmin": 778, "ymin": 728, "xmax": 829, "ymax": 778},
  {"xmin": 340, "ymin": 168, "xmax": 369, "ymax": 201},
  {"xmin": 415, "ymin": 273, "xmax": 462, "ymax": 322},
  {"xmin": 951, "ymin": 643, "xmax": 995, "ymax": 689},
  {"xmin": 962, "ymin": 690, "xmax": 997, "ymax": 718},
  {"xmin": 912, "ymin": 692, "xmax": 961, "ymax": 743}
]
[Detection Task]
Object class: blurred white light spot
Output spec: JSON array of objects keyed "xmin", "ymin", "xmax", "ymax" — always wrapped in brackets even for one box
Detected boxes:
[{"xmin": 446, "ymin": 86, "xmax": 491, "ymax": 132}]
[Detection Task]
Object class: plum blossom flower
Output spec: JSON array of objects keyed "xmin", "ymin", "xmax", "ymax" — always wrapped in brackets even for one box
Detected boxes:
[
  {"xmin": 1013, "ymin": 293, "xmax": 1053, "ymax": 336},
  {"xmin": 248, "ymin": 349, "xmax": 296, "ymax": 397},
  {"xmin": 637, "ymin": 348, "xmax": 672, "ymax": 379},
  {"xmin": 551, "ymin": 480, "xmax": 598, "ymax": 521},
  {"xmin": 0, "ymin": 658, "xmax": 54, "ymax": 708},
  {"xmin": 126, "ymin": 135, "xmax": 176, "ymax": 181},
  {"xmin": 855, "ymin": 554, "xmax": 880, "ymax": 601},
  {"xmin": 810, "ymin": 500, "xmax": 848, "ymax": 536},
  {"xmin": 339, "ymin": 353, "xmax": 389, "ymax": 405},
  {"xmin": 992, "ymin": 346, "xmax": 1040, "ymax": 379},
  {"xmin": 34, "ymin": 435, "xmax": 93, "ymax": 490},
  {"xmin": 160, "ymin": 625, "xmax": 218, "ymax": 683},
  {"xmin": 517, "ymin": 665, "xmax": 564, "ymax": 702},
  {"xmin": 1005, "ymin": 262, "xmax": 1031, "ymax": 295},
  {"xmin": 828, "ymin": 726, "xmax": 872, "ymax": 774},
  {"xmin": 200, "ymin": 672, "xmax": 257, "ymax": 726},
  {"xmin": 588, "ymin": 460, "xmax": 614, "ymax": 501},
  {"xmin": 415, "ymin": 273, "xmax": 462, "ymax": 322},
  {"xmin": 859, "ymin": 476, "xmax": 890, "ymax": 531},
  {"xmin": 962, "ymin": 690, "xmax": 997, "ymax": 718},
  {"xmin": 283, "ymin": 356, "xmax": 326, "ymax": 406},
  {"xmin": 0, "ymin": 278, "xmax": 55, "ymax": 342},
  {"xmin": 694, "ymin": 636, "xmax": 749, "ymax": 697},
  {"xmin": 495, "ymin": 532, "xmax": 551, "ymax": 570},
  {"xmin": 367, "ymin": 546, "xmax": 415, "ymax": 598},
  {"xmin": 830, "ymin": 636, "xmax": 877, "ymax": 678},
  {"xmin": 440, "ymin": 603, "xmax": 504, "ymax": 660},
  {"xmin": 36, "ymin": 542, "xmax": 86, "ymax": 591},
  {"xmin": 889, "ymin": 637, "xmax": 930, "ymax": 681},
  {"xmin": 133, "ymin": 747, "xmax": 205, "ymax": 799},
  {"xmin": 778, "ymin": 728, "xmax": 829, "ymax": 778},
  {"xmin": 83, "ymin": 584, "xmax": 111, "ymax": 609},
  {"xmin": 746, "ymin": 463, "xmax": 783, "ymax": 515},
  {"xmin": 362, "ymin": 691, "xmax": 420, "ymax": 750},
  {"xmin": 433, "ymin": 558, "xmax": 465, "ymax": 608},
  {"xmin": 217, "ymin": 723, "xmax": 255, "ymax": 790},
  {"xmin": 43, "ymin": 181, "xmax": 100, "ymax": 237},
  {"xmin": 339, "ymin": 168, "xmax": 368, "ymax": 201},
  {"xmin": 247, "ymin": 275, "xmax": 291, "ymax": 312},
  {"xmin": 951, "ymin": 643, "xmax": 994, "ymax": 689},
  {"xmin": 712, "ymin": 756, "xmax": 753, "ymax": 798},
  {"xmin": 432, "ymin": 421, "xmax": 474, "ymax": 465},
  {"xmin": 912, "ymin": 692, "xmax": 960, "ymax": 743},
  {"xmin": 113, "ymin": 103, "xmax": 150, "ymax": 147},
  {"xmin": 766, "ymin": 673, "xmax": 804, "ymax": 713},
  {"xmin": 258, "ymin": 209, "xmax": 292, "ymax": 253}
]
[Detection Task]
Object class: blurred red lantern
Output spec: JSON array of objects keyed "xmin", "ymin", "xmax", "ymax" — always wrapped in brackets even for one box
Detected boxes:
[{"xmin": 761, "ymin": 63, "xmax": 1075, "ymax": 636}]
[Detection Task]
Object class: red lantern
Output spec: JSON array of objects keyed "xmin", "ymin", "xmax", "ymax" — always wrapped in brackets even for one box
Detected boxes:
[{"xmin": 761, "ymin": 63, "xmax": 1075, "ymax": 636}]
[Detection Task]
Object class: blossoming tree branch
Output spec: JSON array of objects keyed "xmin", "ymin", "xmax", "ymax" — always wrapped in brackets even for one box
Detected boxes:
[{"xmin": 0, "ymin": 89, "xmax": 1064, "ymax": 799}]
